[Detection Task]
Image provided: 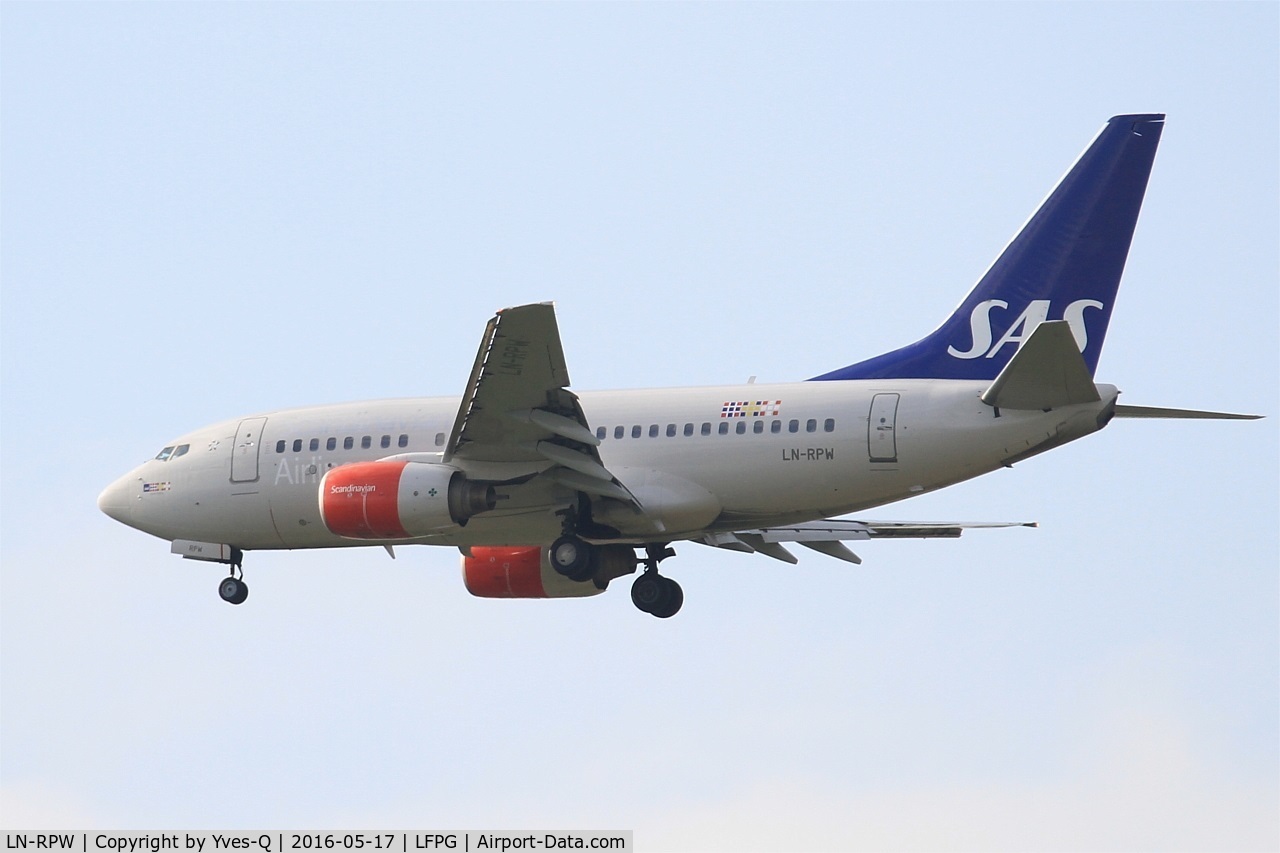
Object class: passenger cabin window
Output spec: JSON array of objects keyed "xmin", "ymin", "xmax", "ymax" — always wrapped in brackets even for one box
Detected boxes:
[
  {"xmin": 310, "ymin": 438, "xmax": 319, "ymax": 451},
  {"xmin": 327, "ymin": 437, "xmax": 337, "ymax": 451},
  {"xmin": 597, "ymin": 426, "xmax": 607, "ymax": 440},
  {"xmin": 701, "ymin": 423, "xmax": 711, "ymax": 436},
  {"xmin": 614, "ymin": 426, "xmax": 624, "ymax": 439},
  {"xmin": 381, "ymin": 435, "xmax": 391, "ymax": 449},
  {"xmin": 771, "ymin": 420, "xmax": 781, "ymax": 434},
  {"xmin": 293, "ymin": 439, "xmax": 303, "ymax": 453},
  {"xmin": 806, "ymin": 419, "xmax": 817, "ymax": 433},
  {"xmin": 631, "ymin": 425, "xmax": 641, "ymax": 439},
  {"xmin": 435, "ymin": 432, "xmax": 446, "ymax": 447},
  {"xmin": 753, "ymin": 421, "xmax": 764, "ymax": 434},
  {"xmin": 344, "ymin": 437, "xmax": 354, "ymax": 450},
  {"xmin": 789, "ymin": 419, "xmax": 799, "ymax": 433},
  {"xmin": 736, "ymin": 421, "xmax": 746, "ymax": 435},
  {"xmin": 361, "ymin": 436, "xmax": 372, "ymax": 449},
  {"xmin": 648, "ymin": 424, "xmax": 659, "ymax": 438},
  {"xmin": 274, "ymin": 441, "xmax": 285, "ymax": 454},
  {"xmin": 684, "ymin": 423, "xmax": 694, "ymax": 437},
  {"xmin": 824, "ymin": 418, "xmax": 836, "ymax": 433},
  {"xmin": 718, "ymin": 422, "xmax": 729, "ymax": 435},
  {"xmin": 399, "ymin": 434, "xmax": 409, "ymax": 448},
  {"xmin": 667, "ymin": 424, "xmax": 677, "ymax": 437}
]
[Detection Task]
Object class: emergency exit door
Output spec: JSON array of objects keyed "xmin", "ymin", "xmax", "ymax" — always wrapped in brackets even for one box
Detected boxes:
[{"xmin": 868, "ymin": 393, "xmax": 899, "ymax": 463}]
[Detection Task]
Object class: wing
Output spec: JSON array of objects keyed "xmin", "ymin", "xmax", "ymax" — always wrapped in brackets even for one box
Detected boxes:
[
  {"xmin": 701, "ymin": 519, "xmax": 1037, "ymax": 565},
  {"xmin": 444, "ymin": 303, "xmax": 638, "ymax": 503}
]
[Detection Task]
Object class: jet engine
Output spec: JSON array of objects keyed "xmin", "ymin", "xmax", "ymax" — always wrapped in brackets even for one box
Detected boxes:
[
  {"xmin": 462, "ymin": 544, "xmax": 635, "ymax": 599},
  {"xmin": 319, "ymin": 460, "xmax": 496, "ymax": 539}
]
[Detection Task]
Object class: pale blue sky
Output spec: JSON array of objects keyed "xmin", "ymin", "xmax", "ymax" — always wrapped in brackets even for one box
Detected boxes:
[{"xmin": 2, "ymin": 3, "xmax": 1277, "ymax": 849}]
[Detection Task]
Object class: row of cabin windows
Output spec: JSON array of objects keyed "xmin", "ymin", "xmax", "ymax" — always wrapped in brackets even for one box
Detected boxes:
[
  {"xmin": 274, "ymin": 432, "xmax": 450, "ymax": 455},
  {"xmin": 271, "ymin": 419, "xmax": 836, "ymax": 454},
  {"xmin": 276, "ymin": 433, "xmax": 409, "ymax": 454},
  {"xmin": 596, "ymin": 418, "xmax": 836, "ymax": 440}
]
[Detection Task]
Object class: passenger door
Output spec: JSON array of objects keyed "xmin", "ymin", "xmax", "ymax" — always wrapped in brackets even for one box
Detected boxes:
[
  {"xmin": 868, "ymin": 394, "xmax": 899, "ymax": 463},
  {"xmin": 231, "ymin": 417, "xmax": 267, "ymax": 483}
]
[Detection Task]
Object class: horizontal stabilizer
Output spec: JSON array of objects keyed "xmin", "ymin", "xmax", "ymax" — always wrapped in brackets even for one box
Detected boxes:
[
  {"xmin": 980, "ymin": 321, "xmax": 1100, "ymax": 410},
  {"xmin": 1113, "ymin": 404, "xmax": 1262, "ymax": 420}
]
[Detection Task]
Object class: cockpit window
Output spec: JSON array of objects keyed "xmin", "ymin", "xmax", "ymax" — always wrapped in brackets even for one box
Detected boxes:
[{"xmin": 155, "ymin": 444, "xmax": 190, "ymax": 462}]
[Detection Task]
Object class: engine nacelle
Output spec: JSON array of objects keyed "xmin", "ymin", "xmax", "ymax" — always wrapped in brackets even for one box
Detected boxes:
[
  {"xmin": 319, "ymin": 460, "xmax": 496, "ymax": 539},
  {"xmin": 463, "ymin": 545, "xmax": 634, "ymax": 599}
]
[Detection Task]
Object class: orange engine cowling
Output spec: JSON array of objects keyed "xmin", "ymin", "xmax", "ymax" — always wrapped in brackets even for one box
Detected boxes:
[
  {"xmin": 462, "ymin": 546, "xmax": 608, "ymax": 599},
  {"xmin": 319, "ymin": 460, "xmax": 496, "ymax": 539}
]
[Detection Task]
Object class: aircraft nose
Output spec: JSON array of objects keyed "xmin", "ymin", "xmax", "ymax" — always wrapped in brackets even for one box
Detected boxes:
[{"xmin": 97, "ymin": 476, "xmax": 135, "ymax": 524}]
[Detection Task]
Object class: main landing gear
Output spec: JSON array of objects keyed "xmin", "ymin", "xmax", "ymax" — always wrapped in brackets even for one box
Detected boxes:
[
  {"xmin": 631, "ymin": 571, "xmax": 682, "ymax": 619},
  {"xmin": 549, "ymin": 534, "xmax": 595, "ymax": 582},
  {"xmin": 550, "ymin": 534, "xmax": 684, "ymax": 618},
  {"xmin": 217, "ymin": 551, "xmax": 248, "ymax": 605},
  {"xmin": 631, "ymin": 543, "xmax": 682, "ymax": 619}
]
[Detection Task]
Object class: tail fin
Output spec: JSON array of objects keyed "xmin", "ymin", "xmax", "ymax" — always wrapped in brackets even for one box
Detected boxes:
[{"xmin": 812, "ymin": 114, "xmax": 1164, "ymax": 382}]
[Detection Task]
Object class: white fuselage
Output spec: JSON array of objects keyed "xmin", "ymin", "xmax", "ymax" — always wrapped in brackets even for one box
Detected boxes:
[{"xmin": 98, "ymin": 379, "xmax": 1120, "ymax": 552}]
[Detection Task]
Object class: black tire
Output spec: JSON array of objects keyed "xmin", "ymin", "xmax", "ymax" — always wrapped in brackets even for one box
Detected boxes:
[
  {"xmin": 651, "ymin": 577, "xmax": 683, "ymax": 619},
  {"xmin": 549, "ymin": 535, "xmax": 594, "ymax": 582},
  {"xmin": 218, "ymin": 576, "xmax": 248, "ymax": 605},
  {"xmin": 218, "ymin": 576, "xmax": 239, "ymax": 602},
  {"xmin": 630, "ymin": 572, "xmax": 666, "ymax": 614}
]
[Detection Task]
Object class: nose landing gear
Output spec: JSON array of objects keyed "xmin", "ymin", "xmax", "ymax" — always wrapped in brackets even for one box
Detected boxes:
[{"xmin": 217, "ymin": 551, "xmax": 248, "ymax": 605}]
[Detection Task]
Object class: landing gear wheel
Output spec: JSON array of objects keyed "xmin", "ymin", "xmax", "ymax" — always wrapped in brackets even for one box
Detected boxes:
[
  {"xmin": 218, "ymin": 576, "xmax": 249, "ymax": 605},
  {"xmin": 549, "ymin": 535, "xmax": 595, "ymax": 582},
  {"xmin": 631, "ymin": 573, "xmax": 682, "ymax": 617},
  {"xmin": 631, "ymin": 572, "xmax": 664, "ymax": 613},
  {"xmin": 651, "ymin": 577, "xmax": 683, "ymax": 619}
]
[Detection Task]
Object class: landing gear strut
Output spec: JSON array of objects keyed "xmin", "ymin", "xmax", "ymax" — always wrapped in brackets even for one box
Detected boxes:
[
  {"xmin": 550, "ymin": 500, "xmax": 597, "ymax": 583},
  {"xmin": 217, "ymin": 550, "xmax": 248, "ymax": 605},
  {"xmin": 631, "ymin": 543, "xmax": 682, "ymax": 618}
]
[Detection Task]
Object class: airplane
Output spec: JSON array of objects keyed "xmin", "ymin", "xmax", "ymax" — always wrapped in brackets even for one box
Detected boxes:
[{"xmin": 97, "ymin": 113, "xmax": 1261, "ymax": 618}]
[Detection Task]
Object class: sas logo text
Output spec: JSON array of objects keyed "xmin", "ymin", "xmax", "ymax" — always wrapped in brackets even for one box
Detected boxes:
[{"xmin": 948, "ymin": 299, "xmax": 1103, "ymax": 360}]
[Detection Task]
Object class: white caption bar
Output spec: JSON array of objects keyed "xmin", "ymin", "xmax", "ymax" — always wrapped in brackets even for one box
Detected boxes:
[{"xmin": 1, "ymin": 834, "xmax": 632, "ymax": 853}]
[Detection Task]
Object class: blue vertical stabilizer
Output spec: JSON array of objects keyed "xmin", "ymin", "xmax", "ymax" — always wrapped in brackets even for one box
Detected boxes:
[{"xmin": 812, "ymin": 114, "xmax": 1164, "ymax": 382}]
